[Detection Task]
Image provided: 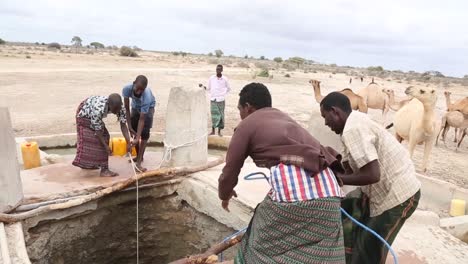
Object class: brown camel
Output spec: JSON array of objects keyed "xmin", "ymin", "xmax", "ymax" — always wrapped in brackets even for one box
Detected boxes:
[
  {"xmin": 309, "ymin": 79, "xmax": 368, "ymax": 112},
  {"xmin": 357, "ymin": 79, "xmax": 390, "ymax": 124},
  {"xmin": 382, "ymin": 88, "xmax": 412, "ymax": 111},
  {"xmin": 444, "ymin": 91, "xmax": 468, "ymax": 141},
  {"xmin": 436, "ymin": 110, "xmax": 468, "ymax": 151},
  {"xmin": 444, "ymin": 91, "xmax": 468, "ymax": 114}
]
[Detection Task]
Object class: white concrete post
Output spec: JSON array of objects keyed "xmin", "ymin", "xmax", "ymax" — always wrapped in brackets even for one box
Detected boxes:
[
  {"xmin": 164, "ymin": 87, "xmax": 208, "ymax": 167},
  {"xmin": 0, "ymin": 108, "xmax": 23, "ymax": 213}
]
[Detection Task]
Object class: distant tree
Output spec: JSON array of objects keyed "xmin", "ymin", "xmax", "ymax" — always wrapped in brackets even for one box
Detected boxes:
[
  {"xmin": 34, "ymin": 42, "xmax": 40, "ymax": 45},
  {"xmin": 0, "ymin": 38, "xmax": 5, "ymax": 45},
  {"xmin": 273, "ymin": 57, "xmax": 283, "ymax": 63},
  {"xmin": 464, "ymin": 75, "xmax": 468, "ymax": 79},
  {"xmin": 90, "ymin": 42, "xmax": 105, "ymax": 49},
  {"xmin": 71, "ymin": 36, "xmax": 82, "ymax": 47},
  {"xmin": 120, "ymin": 46, "xmax": 138, "ymax": 57},
  {"xmin": 260, "ymin": 56, "xmax": 265, "ymax": 60},
  {"xmin": 133, "ymin": 46, "xmax": 142, "ymax": 51},
  {"xmin": 244, "ymin": 55, "xmax": 248, "ymax": 59},
  {"xmin": 287, "ymin": 57, "xmax": 305, "ymax": 68},
  {"xmin": 208, "ymin": 52, "xmax": 213, "ymax": 56},
  {"xmin": 47, "ymin": 42, "xmax": 61, "ymax": 49},
  {"xmin": 215, "ymin": 49, "xmax": 223, "ymax": 58},
  {"xmin": 367, "ymin": 66, "xmax": 384, "ymax": 72}
]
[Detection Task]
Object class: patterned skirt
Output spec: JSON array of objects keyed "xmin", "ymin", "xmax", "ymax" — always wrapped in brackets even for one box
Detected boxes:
[
  {"xmin": 235, "ymin": 196, "xmax": 345, "ymax": 264},
  {"xmin": 72, "ymin": 117, "xmax": 110, "ymax": 170},
  {"xmin": 210, "ymin": 100, "xmax": 225, "ymax": 129}
]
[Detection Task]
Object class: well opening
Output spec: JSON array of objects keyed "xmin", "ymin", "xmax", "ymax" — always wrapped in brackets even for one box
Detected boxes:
[{"xmin": 22, "ymin": 184, "xmax": 237, "ymax": 264}]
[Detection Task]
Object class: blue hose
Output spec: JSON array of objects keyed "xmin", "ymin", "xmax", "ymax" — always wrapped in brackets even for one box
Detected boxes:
[
  {"xmin": 340, "ymin": 207, "xmax": 398, "ymax": 264},
  {"xmin": 218, "ymin": 172, "xmax": 398, "ymax": 264}
]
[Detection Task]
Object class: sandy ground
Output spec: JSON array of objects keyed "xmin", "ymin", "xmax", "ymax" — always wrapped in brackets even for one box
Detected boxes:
[{"xmin": 1, "ymin": 45, "xmax": 467, "ymax": 188}]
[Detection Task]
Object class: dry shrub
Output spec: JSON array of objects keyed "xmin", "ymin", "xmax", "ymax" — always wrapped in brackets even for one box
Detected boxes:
[
  {"xmin": 284, "ymin": 73, "xmax": 291, "ymax": 78},
  {"xmin": 282, "ymin": 63, "xmax": 297, "ymax": 71},
  {"xmin": 254, "ymin": 62, "xmax": 269, "ymax": 69},
  {"xmin": 208, "ymin": 58, "xmax": 219, "ymax": 64},
  {"xmin": 120, "ymin": 46, "xmax": 138, "ymax": 57},
  {"xmin": 257, "ymin": 69, "xmax": 269, "ymax": 77},
  {"xmin": 237, "ymin": 62, "xmax": 249, "ymax": 68},
  {"xmin": 47, "ymin": 42, "xmax": 61, "ymax": 49}
]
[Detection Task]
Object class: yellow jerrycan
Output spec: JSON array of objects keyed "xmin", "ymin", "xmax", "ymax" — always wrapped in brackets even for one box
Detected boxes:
[
  {"xmin": 110, "ymin": 137, "xmax": 136, "ymax": 156},
  {"xmin": 21, "ymin": 141, "xmax": 41, "ymax": 169}
]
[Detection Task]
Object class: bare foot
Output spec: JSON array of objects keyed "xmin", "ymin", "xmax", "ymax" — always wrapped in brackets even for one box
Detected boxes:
[
  {"xmin": 135, "ymin": 163, "xmax": 147, "ymax": 173},
  {"xmin": 100, "ymin": 169, "xmax": 119, "ymax": 177},
  {"xmin": 218, "ymin": 132, "xmax": 223, "ymax": 137},
  {"xmin": 209, "ymin": 131, "xmax": 215, "ymax": 136}
]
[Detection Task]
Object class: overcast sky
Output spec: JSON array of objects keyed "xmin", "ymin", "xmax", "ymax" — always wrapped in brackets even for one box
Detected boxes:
[{"xmin": 1, "ymin": 0, "xmax": 467, "ymax": 77}]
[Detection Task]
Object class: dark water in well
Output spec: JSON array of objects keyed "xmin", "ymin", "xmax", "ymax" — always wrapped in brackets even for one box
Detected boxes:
[{"xmin": 24, "ymin": 190, "xmax": 236, "ymax": 264}]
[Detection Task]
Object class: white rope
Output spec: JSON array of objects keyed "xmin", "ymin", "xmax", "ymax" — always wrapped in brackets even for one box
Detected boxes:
[
  {"xmin": 127, "ymin": 154, "xmax": 139, "ymax": 264},
  {"xmin": 123, "ymin": 125, "xmax": 207, "ymax": 264},
  {"xmin": 157, "ymin": 132, "xmax": 209, "ymax": 169},
  {"xmin": 123, "ymin": 121, "xmax": 140, "ymax": 264}
]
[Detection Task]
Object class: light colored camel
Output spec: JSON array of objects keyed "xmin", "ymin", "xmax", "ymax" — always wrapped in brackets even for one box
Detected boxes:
[
  {"xmin": 382, "ymin": 88, "xmax": 412, "ymax": 111},
  {"xmin": 436, "ymin": 110, "xmax": 468, "ymax": 151},
  {"xmin": 457, "ymin": 128, "xmax": 467, "ymax": 150},
  {"xmin": 357, "ymin": 80, "xmax": 390, "ymax": 124},
  {"xmin": 444, "ymin": 91, "xmax": 468, "ymax": 114},
  {"xmin": 309, "ymin": 79, "xmax": 368, "ymax": 113},
  {"xmin": 393, "ymin": 86, "xmax": 438, "ymax": 172},
  {"xmin": 443, "ymin": 91, "xmax": 468, "ymax": 141}
]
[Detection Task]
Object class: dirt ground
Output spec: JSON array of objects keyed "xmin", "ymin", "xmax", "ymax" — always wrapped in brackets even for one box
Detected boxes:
[{"xmin": 1, "ymin": 45, "xmax": 467, "ymax": 188}]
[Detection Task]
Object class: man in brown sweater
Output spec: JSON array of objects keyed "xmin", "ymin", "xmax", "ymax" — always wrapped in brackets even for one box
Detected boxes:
[{"xmin": 219, "ymin": 83, "xmax": 346, "ymax": 264}]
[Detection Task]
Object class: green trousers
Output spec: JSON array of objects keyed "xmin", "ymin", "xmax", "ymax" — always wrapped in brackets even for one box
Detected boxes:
[{"xmin": 341, "ymin": 190, "xmax": 420, "ymax": 264}]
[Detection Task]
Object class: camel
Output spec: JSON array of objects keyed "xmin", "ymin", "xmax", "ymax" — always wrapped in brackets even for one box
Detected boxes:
[
  {"xmin": 309, "ymin": 79, "xmax": 368, "ymax": 113},
  {"xmin": 444, "ymin": 91, "xmax": 468, "ymax": 114},
  {"xmin": 443, "ymin": 91, "xmax": 468, "ymax": 141},
  {"xmin": 393, "ymin": 86, "xmax": 438, "ymax": 172},
  {"xmin": 382, "ymin": 88, "xmax": 412, "ymax": 111},
  {"xmin": 457, "ymin": 128, "xmax": 467, "ymax": 150},
  {"xmin": 436, "ymin": 110, "xmax": 468, "ymax": 151},
  {"xmin": 357, "ymin": 79, "xmax": 390, "ymax": 124}
]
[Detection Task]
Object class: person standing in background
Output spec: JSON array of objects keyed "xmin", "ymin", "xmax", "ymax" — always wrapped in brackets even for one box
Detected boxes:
[{"xmin": 207, "ymin": 64, "xmax": 230, "ymax": 136}]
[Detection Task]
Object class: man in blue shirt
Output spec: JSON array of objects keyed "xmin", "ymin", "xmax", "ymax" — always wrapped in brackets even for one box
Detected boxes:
[{"xmin": 122, "ymin": 75, "xmax": 156, "ymax": 172}]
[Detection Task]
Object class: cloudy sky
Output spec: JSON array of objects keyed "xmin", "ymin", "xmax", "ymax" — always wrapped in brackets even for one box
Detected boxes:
[{"xmin": 1, "ymin": 0, "xmax": 467, "ymax": 77}]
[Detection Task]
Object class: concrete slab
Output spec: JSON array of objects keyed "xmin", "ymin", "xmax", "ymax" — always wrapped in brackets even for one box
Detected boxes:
[
  {"xmin": 20, "ymin": 152, "xmax": 165, "ymax": 203},
  {"xmin": 440, "ymin": 215, "xmax": 468, "ymax": 243}
]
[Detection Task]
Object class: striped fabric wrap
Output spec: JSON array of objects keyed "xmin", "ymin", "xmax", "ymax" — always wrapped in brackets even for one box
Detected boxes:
[
  {"xmin": 269, "ymin": 164, "xmax": 344, "ymax": 202},
  {"xmin": 234, "ymin": 196, "xmax": 345, "ymax": 264}
]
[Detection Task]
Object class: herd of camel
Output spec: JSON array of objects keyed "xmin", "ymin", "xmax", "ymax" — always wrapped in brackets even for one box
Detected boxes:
[{"xmin": 309, "ymin": 78, "xmax": 468, "ymax": 172}]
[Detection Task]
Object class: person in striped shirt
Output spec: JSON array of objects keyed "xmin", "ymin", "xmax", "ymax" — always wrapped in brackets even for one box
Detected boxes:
[{"xmin": 218, "ymin": 82, "xmax": 346, "ymax": 264}]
